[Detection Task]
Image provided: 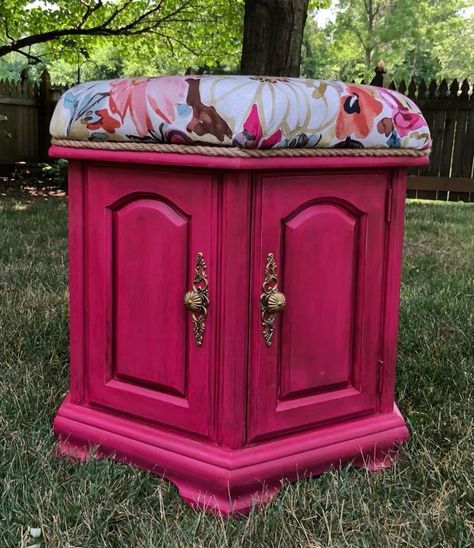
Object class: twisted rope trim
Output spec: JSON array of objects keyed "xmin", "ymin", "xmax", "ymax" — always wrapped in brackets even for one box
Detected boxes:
[{"xmin": 52, "ymin": 139, "xmax": 430, "ymax": 158}]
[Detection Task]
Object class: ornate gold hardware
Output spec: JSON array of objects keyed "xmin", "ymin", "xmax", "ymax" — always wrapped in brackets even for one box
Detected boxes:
[
  {"xmin": 260, "ymin": 253, "xmax": 286, "ymax": 346},
  {"xmin": 184, "ymin": 290, "xmax": 202, "ymax": 312},
  {"xmin": 267, "ymin": 291, "xmax": 286, "ymax": 312},
  {"xmin": 184, "ymin": 252, "xmax": 209, "ymax": 346}
]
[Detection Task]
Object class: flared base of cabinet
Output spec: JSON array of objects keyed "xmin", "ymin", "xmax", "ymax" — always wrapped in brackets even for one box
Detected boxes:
[{"xmin": 53, "ymin": 396, "xmax": 409, "ymax": 515}]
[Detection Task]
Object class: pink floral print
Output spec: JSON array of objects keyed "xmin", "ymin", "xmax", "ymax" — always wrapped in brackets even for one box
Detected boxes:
[{"xmin": 50, "ymin": 76, "xmax": 431, "ymax": 150}]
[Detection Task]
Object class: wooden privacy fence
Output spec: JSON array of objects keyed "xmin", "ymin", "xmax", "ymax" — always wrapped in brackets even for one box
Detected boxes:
[
  {"xmin": 0, "ymin": 69, "xmax": 61, "ymax": 166},
  {"xmin": 369, "ymin": 70, "xmax": 474, "ymax": 202},
  {"xmin": 394, "ymin": 78, "xmax": 472, "ymax": 202},
  {"xmin": 0, "ymin": 68, "xmax": 473, "ymax": 201}
]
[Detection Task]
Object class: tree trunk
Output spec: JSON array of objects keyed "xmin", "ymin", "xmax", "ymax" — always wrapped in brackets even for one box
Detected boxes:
[
  {"xmin": 365, "ymin": 47, "xmax": 373, "ymax": 70},
  {"xmin": 240, "ymin": 0, "xmax": 310, "ymax": 77}
]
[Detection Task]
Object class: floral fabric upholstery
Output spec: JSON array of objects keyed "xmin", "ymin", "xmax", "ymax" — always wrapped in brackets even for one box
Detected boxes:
[{"xmin": 50, "ymin": 75, "xmax": 431, "ymax": 150}]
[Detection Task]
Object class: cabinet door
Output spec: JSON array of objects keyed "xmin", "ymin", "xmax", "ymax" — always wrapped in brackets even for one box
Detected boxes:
[
  {"xmin": 248, "ymin": 171, "xmax": 389, "ymax": 441},
  {"xmin": 85, "ymin": 165, "xmax": 216, "ymax": 438}
]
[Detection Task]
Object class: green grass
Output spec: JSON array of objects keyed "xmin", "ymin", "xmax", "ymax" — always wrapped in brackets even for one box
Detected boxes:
[{"xmin": 0, "ymin": 193, "xmax": 473, "ymax": 547}]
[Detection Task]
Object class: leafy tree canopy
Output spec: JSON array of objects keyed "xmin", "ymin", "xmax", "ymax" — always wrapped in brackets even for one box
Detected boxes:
[
  {"xmin": 0, "ymin": 0, "xmax": 244, "ymax": 83},
  {"xmin": 302, "ymin": 0, "xmax": 474, "ymax": 82},
  {"xmin": 0, "ymin": 0, "xmax": 471, "ymax": 84}
]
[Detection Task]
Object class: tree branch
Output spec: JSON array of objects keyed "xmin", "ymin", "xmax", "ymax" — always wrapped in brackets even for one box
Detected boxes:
[
  {"xmin": 98, "ymin": 0, "xmax": 135, "ymax": 29},
  {"xmin": 78, "ymin": 0, "xmax": 104, "ymax": 28},
  {"xmin": 0, "ymin": 0, "xmax": 192, "ymax": 58},
  {"xmin": 1, "ymin": 14, "xmax": 15, "ymax": 41},
  {"xmin": 150, "ymin": 29, "xmax": 200, "ymax": 56},
  {"xmin": 114, "ymin": 0, "xmax": 165, "ymax": 31},
  {"xmin": 16, "ymin": 49, "xmax": 44, "ymax": 65},
  {"xmin": 373, "ymin": 1, "xmax": 382, "ymax": 19},
  {"xmin": 350, "ymin": 24, "xmax": 367, "ymax": 48}
]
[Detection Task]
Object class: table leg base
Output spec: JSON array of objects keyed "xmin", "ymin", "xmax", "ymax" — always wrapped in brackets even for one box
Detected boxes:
[{"xmin": 53, "ymin": 397, "xmax": 409, "ymax": 515}]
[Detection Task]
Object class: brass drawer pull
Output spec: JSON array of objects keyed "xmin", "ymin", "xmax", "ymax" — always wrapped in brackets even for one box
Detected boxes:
[
  {"xmin": 184, "ymin": 252, "xmax": 209, "ymax": 346},
  {"xmin": 260, "ymin": 253, "xmax": 286, "ymax": 346}
]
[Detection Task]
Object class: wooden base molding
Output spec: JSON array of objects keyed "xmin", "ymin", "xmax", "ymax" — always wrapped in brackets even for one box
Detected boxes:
[{"xmin": 54, "ymin": 398, "xmax": 408, "ymax": 515}]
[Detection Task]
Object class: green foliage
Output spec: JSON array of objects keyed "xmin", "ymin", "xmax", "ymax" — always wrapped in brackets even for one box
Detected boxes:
[
  {"xmin": 303, "ymin": 0, "xmax": 474, "ymax": 82},
  {"xmin": 0, "ymin": 0, "xmax": 471, "ymax": 83},
  {"xmin": 0, "ymin": 0, "xmax": 244, "ymax": 83},
  {"xmin": 41, "ymin": 159, "xmax": 68, "ymax": 190}
]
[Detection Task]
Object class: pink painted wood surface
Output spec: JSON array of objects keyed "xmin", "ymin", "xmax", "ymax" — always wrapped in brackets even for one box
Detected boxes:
[
  {"xmin": 213, "ymin": 170, "xmax": 253, "ymax": 449},
  {"xmin": 113, "ymin": 197, "xmax": 188, "ymax": 393},
  {"xmin": 54, "ymin": 397, "xmax": 408, "ymax": 515},
  {"xmin": 82, "ymin": 165, "xmax": 217, "ymax": 437},
  {"xmin": 53, "ymin": 149, "xmax": 415, "ymax": 514},
  {"xmin": 49, "ymin": 145, "xmax": 429, "ymax": 170},
  {"xmin": 282, "ymin": 204, "xmax": 358, "ymax": 392},
  {"xmin": 248, "ymin": 171, "xmax": 388, "ymax": 441},
  {"xmin": 377, "ymin": 170, "xmax": 409, "ymax": 414},
  {"xmin": 67, "ymin": 161, "xmax": 86, "ymax": 405}
]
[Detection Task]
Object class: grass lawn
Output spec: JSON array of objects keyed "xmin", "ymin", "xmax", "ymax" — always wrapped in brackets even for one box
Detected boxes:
[{"xmin": 0, "ymin": 191, "xmax": 473, "ymax": 547}]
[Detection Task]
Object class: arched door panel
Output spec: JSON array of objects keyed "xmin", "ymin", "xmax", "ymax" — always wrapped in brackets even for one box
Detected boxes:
[
  {"xmin": 85, "ymin": 166, "xmax": 216, "ymax": 437},
  {"xmin": 249, "ymin": 172, "xmax": 388, "ymax": 441},
  {"xmin": 111, "ymin": 197, "xmax": 189, "ymax": 395},
  {"xmin": 280, "ymin": 202, "xmax": 365, "ymax": 399}
]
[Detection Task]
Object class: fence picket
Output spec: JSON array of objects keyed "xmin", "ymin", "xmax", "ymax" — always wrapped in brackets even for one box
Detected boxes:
[
  {"xmin": 449, "ymin": 79, "xmax": 459, "ymax": 99},
  {"xmin": 438, "ymin": 79, "xmax": 448, "ymax": 99},
  {"xmin": 439, "ymin": 107, "xmax": 456, "ymax": 177},
  {"xmin": 430, "ymin": 109, "xmax": 447, "ymax": 176},
  {"xmin": 451, "ymin": 110, "xmax": 468, "ymax": 178},
  {"xmin": 460, "ymin": 79, "xmax": 469, "ymax": 101},
  {"xmin": 461, "ymin": 111, "xmax": 474, "ymax": 177},
  {"xmin": 451, "ymin": 109, "xmax": 473, "ymax": 200},
  {"xmin": 417, "ymin": 79, "xmax": 427, "ymax": 101}
]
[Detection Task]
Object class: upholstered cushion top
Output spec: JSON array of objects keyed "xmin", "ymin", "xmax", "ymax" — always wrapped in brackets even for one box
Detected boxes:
[{"xmin": 50, "ymin": 75, "xmax": 431, "ymax": 151}]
